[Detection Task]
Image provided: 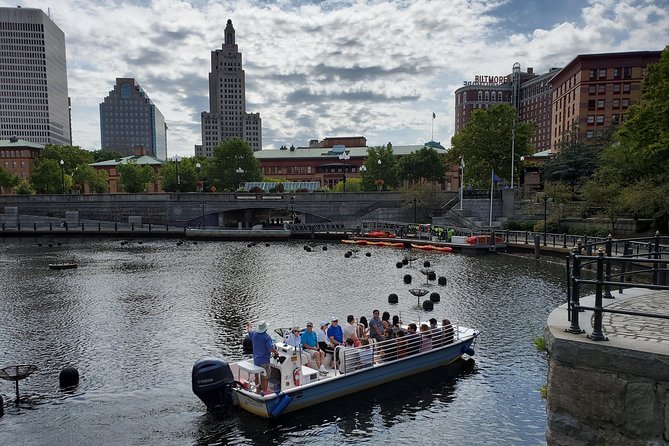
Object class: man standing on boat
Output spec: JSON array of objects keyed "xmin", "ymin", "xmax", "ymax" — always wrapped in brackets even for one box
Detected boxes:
[
  {"xmin": 246, "ymin": 321, "xmax": 277, "ymax": 393},
  {"xmin": 370, "ymin": 310, "xmax": 385, "ymax": 342}
]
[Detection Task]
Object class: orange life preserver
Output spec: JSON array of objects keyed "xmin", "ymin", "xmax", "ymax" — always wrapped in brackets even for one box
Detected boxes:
[{"xmin": 293, "ymin": 367, "xmax": 300, "ymax": 386}]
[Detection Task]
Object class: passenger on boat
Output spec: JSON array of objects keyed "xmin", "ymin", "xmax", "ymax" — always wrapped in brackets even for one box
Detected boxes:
[
  {"xmin": 369, "ymin": 310, "xmax": 385, "ymax": 342},
  {"xmin": 358, "ymin": 338, "xmax": 373, "ymax": 368},
  {"xmin": 337, "ymin": 338, "xmax": 359, "ymax": 373},
  {"xmin": 406, "ymin": 323, "xmax": 420, "ymax": 356},
  {"xmin": 395, "ymin": 330, "xmax": 407, "ymax": 359},
  {"xmin": 327, "ymin": 317, "xmax": 344, "ymax": 348},
  {"xmin": 357, "ymin": 316, "xmax": 369, "ymax": 340},
  {"xmin": 429, "ymin": 318, "xmax": 442, "ymax": 347},
  {"xmin": 317, "ymin": 321, "xmax": 330, "ymax": 352},
  {"xmin": 442, "ymin": 318, "xmax": 455, "ymax": 344},
  {"xmin": 285, "ymin": 326, "xmax": 303, "ymax": 348},
  {"xmin": 343, "ymin": 315, "xmax": 359, "ymax": 346},
  {"xmin": 420, "ymin": 324, "xmax": 432, "ymax": 352},
  {"xmin": 246, "ymin": 321, "xmax": 277, "ymax": 392},
  {"xmin": 381, "ymin": 312, "xmax": 392, "ymax": 337},
  {"xmin": 301, "ymin": 322, "xmax": 326, "ymax": 372}
]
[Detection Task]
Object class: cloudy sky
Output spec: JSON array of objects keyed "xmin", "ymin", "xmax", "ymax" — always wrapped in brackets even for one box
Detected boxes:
[{"xmin": 6, "ymin": 0, "xmax": 668, "ymax": 156}]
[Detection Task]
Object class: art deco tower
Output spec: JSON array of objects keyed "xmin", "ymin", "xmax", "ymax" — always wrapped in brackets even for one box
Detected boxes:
[
  {"xmin": 198, "ymin": 19, "xmax": 262, "ymax": 157},
  {"xmin": 0, "ymin": 7, "xmax": 71, "ymax": 146}
]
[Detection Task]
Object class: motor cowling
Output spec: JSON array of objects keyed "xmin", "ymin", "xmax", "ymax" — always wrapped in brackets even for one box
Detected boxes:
[{"xmin": 192, "ymin": 357, "xmax": 235, "ymax": 412}]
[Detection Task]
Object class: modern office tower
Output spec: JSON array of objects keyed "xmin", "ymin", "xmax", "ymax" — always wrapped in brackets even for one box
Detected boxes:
[
  {"xmin": 454, "ymin": 65, "xmax": 559, "ymax": 154},
  {"xmin": 549, "ymin": 51, "xmax": 661, "ymax": 151},
  {"xmin": 99, "ymin": 78, "xmax": 167, "ymax": 160},
  {"xmin": 198, "ymin": 19, "xmax": 262, "ymax": 157},
  {"xmin": 0, "ymin": 6, "xmax": 71, "ymax": 146}
]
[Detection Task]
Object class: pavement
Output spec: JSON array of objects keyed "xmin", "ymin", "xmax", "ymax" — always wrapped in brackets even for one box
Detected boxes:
[{"xmin": 603, "ymin": 289, "xmax": 669, "ymax": 344}]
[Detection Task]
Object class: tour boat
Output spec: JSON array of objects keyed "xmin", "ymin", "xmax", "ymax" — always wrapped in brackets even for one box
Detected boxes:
[{"xmin": 192, "ymin": 323, "xmax": 478, "ymax": 418}]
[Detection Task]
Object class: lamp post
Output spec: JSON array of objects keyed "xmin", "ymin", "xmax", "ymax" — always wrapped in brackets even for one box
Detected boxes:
[
  {"xmin": 172, "ymin": 155, "xmax": 181, "ymax": 193},
  {"xmin": 59, "ymin": 159, "xmax": 65, "ymax": 194},
  {"xmin": 290, "ymin": 195, "xmax": 295, "ymax": 221},
  {"xmin": 377, "ymin": 159, "xmax": 382, "ymax": 191},
  {"xmin": 414, "ymin": 197, "xmax": 417, "ymax": 223},
  {"xmin": 235, "ymin": 167, "xmax": 245, "ymax": 190},
  {"xmin": 195, "ymin": 162, "xmax": 202, "ymax": 192},
  {"xmin": 338, "ymin": 152, "xmax": 350, "ymax": 192},
  {"xmin": 543, "ymin": 194, "xmax": 548, "ymax": 246}
]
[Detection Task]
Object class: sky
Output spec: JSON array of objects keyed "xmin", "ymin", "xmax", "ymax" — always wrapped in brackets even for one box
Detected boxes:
[{"xmin": 4, "ymin": 0, "xmax": 668, "ymax": 156}]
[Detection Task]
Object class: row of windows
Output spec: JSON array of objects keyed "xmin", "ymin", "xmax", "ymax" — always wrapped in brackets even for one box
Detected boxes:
[
  {"xmin": 0, "ymin": 23, "xmax": 44, "ymax": 31},
  {"xmin": 1, "ymin": 77, "xmax": 46, "ymax": 84},
  {"xmin": 0, "ymin": 97, "xmax": 49, "ymax": 104},
  {"xmin": 262, "ymin": 166, "xmax": 314, "ymax": 175},
  {"xmin": 1, "ymin": 84, "xmax": 47, "ymax": 92},
  {"xmin": 0, "ymin": 110, "xmax": 48, "ymax": 117},
  {"xmin": 587, "ymin": 83, "xmax": 631, "ymax": 94},
  {"xmin": 587, "ymin": 98, "xmax": 630, "ymax": 109},
  {"xmin": 588, "ymin": 67, "xmax": 632, "ymax": 80},
  {"xmin": 0, "ymin": 53, "xmax": 45, "ymax": 62},
  {"xmin": 0, "ymin": 63, "xmax": 45, "ymax": 71}
]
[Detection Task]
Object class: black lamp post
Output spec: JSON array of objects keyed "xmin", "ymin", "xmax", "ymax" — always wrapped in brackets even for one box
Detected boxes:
[
  {"xmin": 543, "ymin": 194, "xmax": 548, "ymax": 246},
  {"xmin": 59, "ymin": 159, "xmax": 65, "ymax": 194},
  {"xmin": 339, "ymin": 152, "xmax": 350, "ymax": 192},
  {"xmin": 173, "ymin": 155, "xmax": 181, "ymax": 193},
  {"xmin": 290, "ymin": 195, "xmax": 295, "ymax": 221},
  {"xmin": 195, "ymin": 162, "xmax": 201, "ymax": 192},
  {"xmin": 377, "ymin": 159, "xmax": 382, "ymax": 191}
]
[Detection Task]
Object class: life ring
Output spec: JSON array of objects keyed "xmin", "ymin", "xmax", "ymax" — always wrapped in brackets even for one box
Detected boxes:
[{"xmin": 293, "ymin": 367, "xmax": 300, "ymax": 386}]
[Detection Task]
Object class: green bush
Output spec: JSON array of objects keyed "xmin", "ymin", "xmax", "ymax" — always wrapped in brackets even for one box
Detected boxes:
[
  {"xmin": 507, "ymin": 220, "xmax": 536, "ymax": 231},
  {"xmin": 568, "ymin": 226, "xmax": 610, "ymax": 237},
  {"xmin": 533, "ymin": 217, "xmax": 560, "ymax": 233},
  {"xmin": 16, "ymin": 180, "xmax": 35, "ymax": 195}
]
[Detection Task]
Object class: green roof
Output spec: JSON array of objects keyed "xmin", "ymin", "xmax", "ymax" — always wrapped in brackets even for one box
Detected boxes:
[
  {"xmin": 90, "ymin": 155, "xmax": 164, "ymax": 167},
  {"xmin": 0, "ymin": 139, "xmax": 43, "ymax": 149},
  {"xmin": 253, "ymin": 144, "xmax": 443, "ymax": 160}
]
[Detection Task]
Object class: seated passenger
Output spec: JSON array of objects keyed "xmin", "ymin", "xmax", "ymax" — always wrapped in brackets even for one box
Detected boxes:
[
  {"xmin": 301, "ymin": 321, "xmax": 326, "ymax": 372},
  {"xmin": 442, "ymin": 318, "xmax": 455, "ymax": 344},
  {"xmin": 343, "ymin": 315, "xmax": 359, "ymax": 346},
  {"xmin": 317, "ymin": 321, "xmax": 331, "ymax": 352},
  {"xmin": 429, "ymin": 318, "xmax": 442, "ymax": 347},
  {"xmin": 357, "ymin": 316, "xmax": 369, "ymax": 340},
  {"xmin": 337, "ymin": 338, "xmax": 359, "ymax": 373},
  {"xmin": 420, "ymin": 323, "xmax": 432, "ymax": 352},
  {"xmin": 286, "ymin": 326, "xmax": 302, "ymax": 348},
  {"xmin": 358, "ymin": 338, "xmax": 373, "ymax": 368},
  {"xmin": 405, "ymin": 323, "xmax": 420, "ymax": 356}
]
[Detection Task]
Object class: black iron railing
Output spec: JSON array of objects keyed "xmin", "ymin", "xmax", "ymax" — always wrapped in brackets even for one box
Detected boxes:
[{"xmin": 565, "ymin": 233, "xmax": 669, "ymax": 341}]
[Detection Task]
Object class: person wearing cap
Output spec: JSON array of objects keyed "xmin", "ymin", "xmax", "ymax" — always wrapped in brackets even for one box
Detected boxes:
[
  {"xmin": 327, "ymin": 317, "xmax": 344, "ymax": 347},
  {"xmin": 286, "ymin": 326, "xmax": 302, "ymax": 348},
  {"xmin": 246, "ymin": 320, "xmax": 277, "ymax": 392},
  {"xmin": 301, "ymin": 322, "xmax": 326, "ymax": 371},
  {"xmin": 317, "ymin": 321, "xmax": 330, "ymax": 353}
]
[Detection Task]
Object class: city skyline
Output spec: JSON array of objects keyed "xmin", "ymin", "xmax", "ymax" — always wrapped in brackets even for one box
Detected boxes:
[{"xmin": 2, "ymin": 0, "xmax": 667, "ymax": 157}]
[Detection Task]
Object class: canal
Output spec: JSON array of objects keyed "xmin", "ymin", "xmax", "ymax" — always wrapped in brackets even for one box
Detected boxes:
[{"xmin": 0, "ymin": 238, "xmax": 567, "ymax": 445}]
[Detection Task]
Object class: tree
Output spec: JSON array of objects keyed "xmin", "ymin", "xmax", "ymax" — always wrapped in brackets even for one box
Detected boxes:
[
  {"xmin": 360, "ymin": 143, "xmax": 398, "ymax": 191},
  {"xmin": 118, "ymin": 163, "xmax": 156, "ymax": 193},
  {"xmin": 73, "ymin": 165, "xmax": 108, "ymax": 193},
  {"xmin": 210, "ymin": 138, "xmax": 261, "ymax": 191},
  {"xmin": 401, "ymin": 183, "xmax": 443, "ymax": 220},
  {"xmin": 161, "ymin": 157, "xmax": 201, "ymax": 192},
  {"xmin": 90, "ymin": 149, "xmax": 126, "ymax": 163},
  {"xmin": 40, "ymin": 145, "xmax": 94, "ymax": 175},
  {"xmin": 0, "ymin": 168, "xmax": 20, "ymax": 193},
  {"xmin": 542, "ymin": 133, "xmax": 601, "ymax": 195},
  {"xmin": 449, "ymin": 103, "xmax": 533, "ymax": 187},
  {"xmin": 15, "ymin": 179, "xmax": 35, "ymax": 195},
  {"xmin": 333, "ymin": 177, "xmax": 362, "ymax": 192},
  {"xmin": 30, "ymin": 159, "xmax": 63, "ymax": 193},
  {"xmin": 397, "ymin": 146, "xmax": 446, "ymax": 185}
]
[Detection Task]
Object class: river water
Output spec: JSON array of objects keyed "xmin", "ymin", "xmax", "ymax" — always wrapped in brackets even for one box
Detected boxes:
[{"xmin": 0, "ymin": 238, "xmax": 567, "ymax": 445}]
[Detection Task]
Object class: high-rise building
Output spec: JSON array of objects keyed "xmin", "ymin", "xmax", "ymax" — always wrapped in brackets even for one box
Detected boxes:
[
  {"xmin": 198, "ymin": 19, "xmax": 262, "ymax": 157},
  {"xmin": 454, "ymin": 65, "xmax": 559, "ymax": 154},
  {"xmin": 550, "ymin": 51, "xmax": 661, "ymax": 151},
  {"xmin": 99, "ymin": 78, "xmax": 167, "ymax": 160},
  {"xmin": 0, "ymin": 7, "xmax": 71, "ymax": 146}
]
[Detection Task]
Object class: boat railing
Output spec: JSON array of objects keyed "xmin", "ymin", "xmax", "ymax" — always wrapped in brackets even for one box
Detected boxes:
[{"xmin": 336, "ymin": 324, "xmax": 461, "ymax": 374}]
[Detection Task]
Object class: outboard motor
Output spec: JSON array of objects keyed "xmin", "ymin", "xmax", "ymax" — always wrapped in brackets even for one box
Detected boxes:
[{"xmin": 192, "ymin": 357, "xmax": 235, "ymax": 412}]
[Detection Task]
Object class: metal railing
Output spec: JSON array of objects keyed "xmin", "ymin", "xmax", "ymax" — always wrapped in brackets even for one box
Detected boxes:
[{"xmin": 565, "ymin": 233, "xmax": 669, "ymax": 341}]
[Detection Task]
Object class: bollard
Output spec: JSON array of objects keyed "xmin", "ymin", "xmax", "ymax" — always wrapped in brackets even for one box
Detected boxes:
[
  {"xmin": 148, "ymin": 223, "xmax": 152, "ymax": 232},
  {"xmin": 588, "ymin": 249, "xmax": 608, "ymax": 341},
  {"xmin": 98, "ymin": 223, "xmax": 101, "ymax": 232},
  {"xmin": 131, "ymin": 223, "xmax": 135, "ymax": 231},
  {"xmin": 115, "ymin": 223, "xmax": 118, "ymax": 231},
  {"xmin": 59, "ymin": 367, "xmax": 79, "ymax": 389},
  {"xmin": 50, "ymin": 223, "xmax": 52, "ymax": 231},
  {"xmin": 34, "ymin": 222, "xmax": 37, "ymax": 231},
  {"xmin": 534, "ymin": 234, "xmax": 541, "ymax": 259},
  {"xmin": 81, "ymin": 223, "xmax": 85, "ymax": 231}
]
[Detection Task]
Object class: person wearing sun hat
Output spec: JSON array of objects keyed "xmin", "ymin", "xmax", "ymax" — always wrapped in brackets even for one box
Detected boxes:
[
  {"xmin": 286, "ymin": 325, "xmax": 302, "ymax": 348},
  {"xmin": 317, "ymin": 321, "xmax": 330, "ymax": 353},
  {"xmin": 246, "ymin": 320, "xmax": 276, "ymax": 392}
]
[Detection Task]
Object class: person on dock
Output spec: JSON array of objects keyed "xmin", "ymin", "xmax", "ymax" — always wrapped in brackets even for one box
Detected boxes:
[{"xmin": 246, "ymin": 321, "xmax": 277, "ymax": 392}]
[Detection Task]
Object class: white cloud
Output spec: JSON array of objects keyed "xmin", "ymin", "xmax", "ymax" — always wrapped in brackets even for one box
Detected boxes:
[{"xmin": 5, "ymin": 0, "xmax": 667, "ymax": 155}]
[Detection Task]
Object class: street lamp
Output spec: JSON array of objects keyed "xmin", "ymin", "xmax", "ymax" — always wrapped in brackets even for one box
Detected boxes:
[
  {"xmin": 235, "ymin": 167, "xmax": 245, "ymax": 190},
  {"xmin": 172, "ymin": 155, "xmax": 181, "ymax": 193},
  {"xmin": 543, "ymin": 194, "xmax": 548, "ymax": 246},
  {"xmin": 59, "ymin": 159, "xmax": 65, "ymax": 194},
  {"xmin": 338, "ymin": 152, "xmax": 350, "ymax": 192},
  {"xmin": 290, "ymin": 195, "xmax": 295, "ymax": 221},
  {"xmin": 377, "ymin": 159, "xmax": 382, "ymax": 191},
  {"xmin": 195, "ymin": 162, "xmax": 202, "ymax": 192}
]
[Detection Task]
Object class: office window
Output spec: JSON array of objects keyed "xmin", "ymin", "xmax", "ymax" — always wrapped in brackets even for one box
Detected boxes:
[
  {"xmin": 613, "ymin": 99, "xmax": 620, "ymax": 108},
  {"xmin": 588, "ymin": 100, "xmax": 596, "ymax": 110},
  {"xmin": 624, "ymin": 67, "xmax": 632, "ymax": 78},
  {"xmin": 589, "ymin": 69, "xmax": 596, "ymax": 80},
  {"xmin": 598, "ymin": 84, "xmax": 606, "ymax": 94},
  {"xmin": 587, "ymin": 115, "xmax": 595, "ymax": 124},
  {"xmin": 613, "ymin": 83, "xmax": 621, "ymax": 93},
  {"xmin": 623, "ymin": 83, "xmax": 631, "ymax": 93},
  {"xmin": 622, "ymin": 98, "xmax": 630, "ymax": 108},
  {"xmin": 596, "ymin": 115, "xmax": 605, "ymax": 124},
  {"xmin": 597, "ymin": 99, "xmax": 605, "ymax": 109},
  {"xmin": 588, "ymin": 85, "xmax": 596, "ymax": 94},
  {"xmin": 611, "ymin": 114, "xmax": 619, "ymax": 123},
  {"xmin": 613, "ymin": 68, "xmax": 621, "ymax": 78},
  {"xmin": 586, "ymin": 130, "xmax": 594, "ymax": 139},
  {"xmin": 598, "ymin": 68, "xmax": 607, "ymax": 79}
]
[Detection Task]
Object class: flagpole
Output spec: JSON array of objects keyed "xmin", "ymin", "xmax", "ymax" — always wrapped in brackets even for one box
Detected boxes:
[
  {"xmin": 489, "ymin": 170, "xmax": 494, "ymax": 226},
  {"xmin": 511, "ymin": 115, "xmax": 516, "ymax": 189}
]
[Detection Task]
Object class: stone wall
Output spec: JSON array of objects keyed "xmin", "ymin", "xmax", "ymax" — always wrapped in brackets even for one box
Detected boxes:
[{"xmin": 544, "ymin": 292, "xmax": 669, "ymax": 445}]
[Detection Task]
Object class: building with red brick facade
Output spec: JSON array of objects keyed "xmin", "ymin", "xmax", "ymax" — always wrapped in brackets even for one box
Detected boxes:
[{"xmin": 0, "ymin": 136, "xmax": 42, "ymax": 182}]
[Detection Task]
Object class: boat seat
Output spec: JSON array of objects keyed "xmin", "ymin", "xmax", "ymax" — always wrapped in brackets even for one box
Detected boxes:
[{"xmin": 237, "ymin": 359, "xmax": 266, "ymax": 378}]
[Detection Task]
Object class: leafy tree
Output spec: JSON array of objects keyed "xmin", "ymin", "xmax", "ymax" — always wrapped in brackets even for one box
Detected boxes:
[
  {"xmin": 15, "ymin": 179, "xmax": 35, "ymax": 195},
  {"xmin": 397, "ymin": 146, "xmax": 446, "ymax": 185},
  {"xmin": 360, "ymin": 143, "xmax": 398, "ymax": 191},
  {"xmin": 40, "ymin": 145, "xmax": 94, "ymax": 174},
  {"xmin": 31, "ymin": 159, "xmax": 63, "ymax": 193},
  {"xmin": 118, "ymin": 163, "xmax": 156, "ymax": 193},
  {"xmin": 210, "ymin": 138, "xmax": 261, "ymax": 191},
  {"xmin": 333, "ymin": 177, "xmax": 362, "ymax": 192},
  {"xmin": 542, "ymin": 137, "xmax": 600, "ymax": 195},
  {"xmin": 449, "ymin": 103, "xmax": 533, "ymax": 187},
  {"xmin": 0, "ymin": 168, "xmax": 20, "ymax": 193},
  {"xmin": 73, "ymin": 165, "xmax": 108, "ymax": 193},
  {"xmin": 161, "ymin": 157, "xmax": 201, "ymax": 192},
  {"xmin": 401, "ymin": 183, "xmax": 443, "ymax": 220},
  {"xmin": 90, "ymin": 149, "xmax": 126, "ymax": 163}
]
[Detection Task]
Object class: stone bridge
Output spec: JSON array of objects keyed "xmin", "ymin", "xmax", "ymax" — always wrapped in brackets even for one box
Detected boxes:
[{"xmin": 0, "ymin": 192, "xmax": 455, "ymax": 228}]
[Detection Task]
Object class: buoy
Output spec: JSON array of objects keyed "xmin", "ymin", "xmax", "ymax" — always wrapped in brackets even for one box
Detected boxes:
[
  {"xmin": 403, "ymin": 274, "xmax": 412, "ymax": 284},
  {"xmin": 247, "ymin": 243, "xmax": 253, "ymax": 248},
  {"xmin": 388, "ymin": 293, "xmax": 399, "ymax": 304},
  {"xmin": 365, "ymin": 252, "xmax": 371, "ymax": 257},
  {"xmin": 306, "ymin": 247, "xmax": 312, "ymax": 252},
  {"xmin": 402, "ymin": 258, "xmax": 408, "ymax": 265},
  {"xmin": 59, "ymin": 367, "xmax": 80, "ymax": 389},
  {"xmin": 464, "ymin": 347, "xmax": 476, "ymax": 356},
  {"xmin": 429, "ymin": 292, "xmax": 441, "ymax": 302},
  {"xmin": 193, "ymin": 241, "xmax": 198, "ymax": 245},
  {"xmin": 322, "ymin": 246, "xmax": 328, "ymax": 251},
  {"xmin": 428, "ymin": 271, "xmax": 436, "ymax": 281},
  {"xmin": 138, "ymin": 241, "xmax": 143, "ymax": 244},
  {"xmin": 303, "ymin": 245, "xmax": 309, "ymax": 250},
  {"xmin": 242, "ymin": 335, "xmax": 253, "ymax": 353},
  {"xmin": 438, "ymin": 276, "xmax": 447, "ymax": 286},
  {"xmin": 396, "ymin": 262, "xmax": 403, "ymax": 268},
  {"xmin": 423, "ymin": 261, "xmax": 431, "ymax": 268},
  {"xmin": 422, "ymin": 300, "xmax": 434, "ymax": 311},
  {"xmin": 265, "ymin": 243, "xmax": 270, "ymax": 247},
  {"xmin": 345, "ymin": 252, "xmax": 351, "ymax": 258},
  {"xmin": 0, "ymin": 394, "xmax": 4, "ymax": 417}
]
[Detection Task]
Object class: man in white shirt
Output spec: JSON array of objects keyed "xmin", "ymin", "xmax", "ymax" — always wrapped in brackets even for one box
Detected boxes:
[{"xmin": 342, "ymin": 315, "xmax": 359, "ymax": 345}]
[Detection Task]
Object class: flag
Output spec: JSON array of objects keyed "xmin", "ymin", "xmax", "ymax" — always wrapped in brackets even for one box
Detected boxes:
[
  {"xmin": 460, "ymin": 156, "xmax": 465, "ymax": 169},
  {"xmin": 432, "ymin": 112, "xmax": 436, "ymax": 119},
  {"xmin": 492, "ymin": 173, "xmax": 507, "ymax": 184}
]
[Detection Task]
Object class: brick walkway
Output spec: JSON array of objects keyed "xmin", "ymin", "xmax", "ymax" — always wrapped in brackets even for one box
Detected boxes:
[{"xmin": 603, "ymin": 290, "xmax": 669, "ymax": 344}]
